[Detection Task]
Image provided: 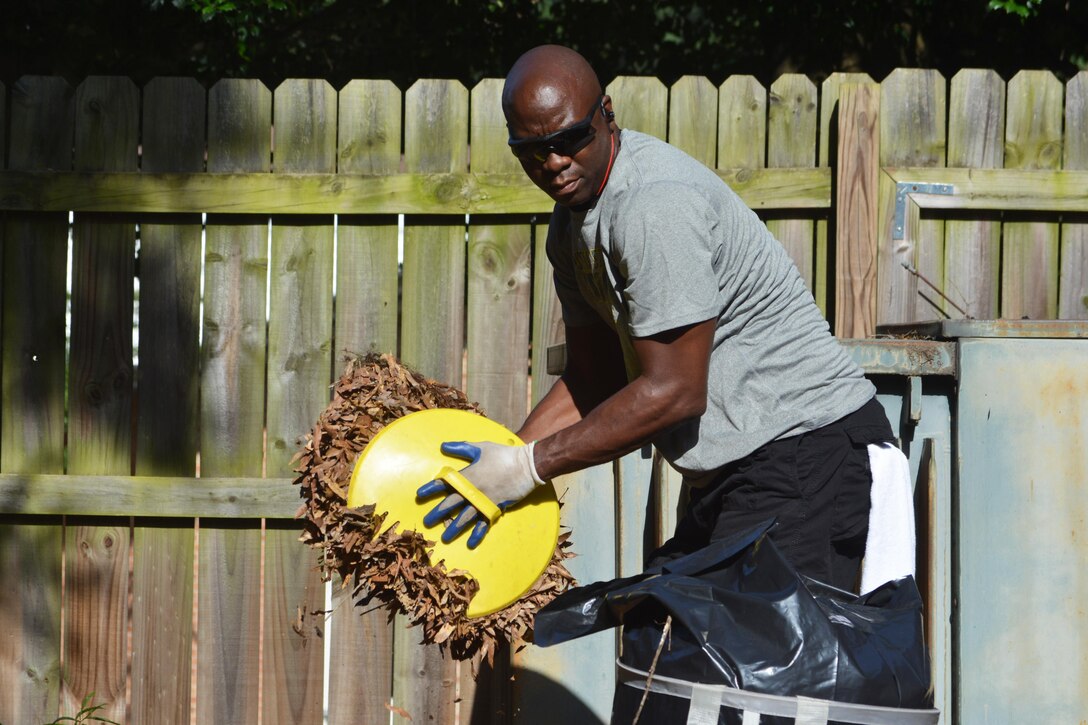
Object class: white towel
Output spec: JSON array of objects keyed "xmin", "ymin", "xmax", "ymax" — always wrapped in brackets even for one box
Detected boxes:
[{"xmin": 859, "ymin": 442, "xmax": 916, "ymax": 595}]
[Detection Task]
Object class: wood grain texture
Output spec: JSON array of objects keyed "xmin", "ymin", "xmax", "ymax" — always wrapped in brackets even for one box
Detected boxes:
[
  {"xmin": 530, "ymin": 220, "xmax": 564, "ymax": 406},
  {"xmin": 768, "ymin": 74, "xmax": 818, "ymax": 288},
  {"xmin": 667, "ymin": 75, "xmax": 717, "ymax": 167},
  {"xmin": 0, "ymin": 75, "xmax": 71, "ymax": 725},
  {"xmin": 197, "ymin": 78, "xmax": 271, "ymax": 725},
  {"xmin": 1002, "ymin": 71, "xmax": 1063, "ymax": 319},
  {"xmin": 394, "ymin": 77, "xmax": 467, "ymax": 725},
  {"xmin": 0, "ymin": 167, "xmax": 830, "ymax": 215},
  {"xmin": 129, "ymin": 77, "xmax": 204, "ymax": 725},
  {"xmin": 399, "ymin": 79, "xmax": 467, "ymax": 387},
  {"xmin": 463, "ymin": 81, "xmax": 524, "ymax": 721},
  {"xmin": 835, "ymin": 82, "xmax": 880, "ymax": 338},
  {"xmin": 466, "ymin": 79, "xmax": 531, "ymax": 431},
  {"xmin": 606, "ymin": 76, "xmax": 667, "ymax": 139},
  {"xmin": 335, "ymin": 79, "xmax": 400, "ymax": 357},
  {"xmin": 0, "ymin": 474, "xmax": 297, "ymax": 517},
  {"xmin": 513, "ymin": 465, "xmax": 617, "ymax": 725},
  {"xmin": 327, "ymin": 78, "xmax": 398, "ymax": 725},
  {"xmin": 263, "ymin": 78, "xmax": 335, "ymax": 725},
  {"xmin": 65, "ymin": 75, "xmax": 139, "ymax": 723},
  {"xmin": 1060, "ymin": 72, "xmax": 1088, "ymax": 319},
  {"xmin": 945, "ymin": 69, "xmax": 1004, "ymax": 320},
  {"xmin": 818, "ymin": 73, "xmax": 874, "ymax": 316},
  {"xmin": 717, "ymin": 75, "xmax": 766, "ymax": 168},
  {"xmin": 877, "ymin": 69, "xmax": 947, "ymax": 324}
]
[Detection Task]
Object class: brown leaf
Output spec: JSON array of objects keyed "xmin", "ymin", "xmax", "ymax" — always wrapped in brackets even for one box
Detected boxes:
[
  {"xmin": 293, "ymin": 352, "xmax": 576, "ymax": 661},
  {"xmin": 384, "ymin": 703, "xmax": 413, "ymax": 720}
]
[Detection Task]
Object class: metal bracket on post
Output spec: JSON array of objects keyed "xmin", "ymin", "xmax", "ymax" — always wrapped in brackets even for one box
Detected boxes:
[
  {"xmin": 893, "ymin": 182, "xmax": 954, "ymax": 240},
  {"xmin": 901, "ymin": 375, "xmax": 924, "ymax": 437},
  {"xmin": 909, "ymin": 375, "xmax": 923, "ymax": 424}
]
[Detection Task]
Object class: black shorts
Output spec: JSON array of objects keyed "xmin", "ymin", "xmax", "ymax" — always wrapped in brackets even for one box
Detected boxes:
[{"xmin": 648, "ymin": 397, "xmax": 895, "ymax": 590}]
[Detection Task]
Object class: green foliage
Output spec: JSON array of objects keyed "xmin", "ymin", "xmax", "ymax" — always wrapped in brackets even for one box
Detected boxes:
[
  {"xmin": 2, "ymin": 0, "xmax": 1085, "ymax": 86},
  {"xmin": 988, "ymin": 0, "xmax": 1042, "ymax": 18},
  {"xmin": 0, "ymin": 693, "xmax": 120, "ymax": 725},
  {"xmin": 165, "ymin": 0, "xmax": 332, "ymax": 60}
]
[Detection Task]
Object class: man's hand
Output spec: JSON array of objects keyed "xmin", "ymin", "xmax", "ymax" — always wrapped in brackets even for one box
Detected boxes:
[{"xmin": 416, "ymin": 441, "xmax": 546, "ymax": 548}]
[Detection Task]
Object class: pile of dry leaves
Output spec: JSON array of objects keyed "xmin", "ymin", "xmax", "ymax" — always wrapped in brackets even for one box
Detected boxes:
[{"xmin": 293, "ymin": 352, "xmax": 576, "ymax": 664}]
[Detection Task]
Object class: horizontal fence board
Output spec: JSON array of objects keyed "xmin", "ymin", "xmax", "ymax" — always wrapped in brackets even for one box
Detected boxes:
[
  {"xmin": 544, "ymin": 338, "xmax": 957, "ymax": 378},
  {"xmin": 0, "ymin": 167, "xmax": 832, "ymax": 214},
  {"xmin": 0, "ymin": 474, "xmax": 300, "ymax": 518},
  {"xmin": 883, "ymin": 168, "xmax": 1088, "ymax": 210}
]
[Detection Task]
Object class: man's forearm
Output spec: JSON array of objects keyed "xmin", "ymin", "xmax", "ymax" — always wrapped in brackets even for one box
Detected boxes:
[
  {"xmin": 516, "ymin": 377, "xmax": 586, "ymax": 442},
  {"xmin": 530, "ymin": 372, "xmax": 703, "ymax": 480}
]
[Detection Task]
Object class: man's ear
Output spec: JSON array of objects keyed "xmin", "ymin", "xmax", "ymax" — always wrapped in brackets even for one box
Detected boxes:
[{"xmin": 601, "ymin": 95, "xmax": 616, "ymax": 121}]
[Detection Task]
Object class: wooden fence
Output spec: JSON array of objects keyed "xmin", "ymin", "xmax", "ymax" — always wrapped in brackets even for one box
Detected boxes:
[{"xmin": 0, "ymin": 69, "xmax": 1085, "ymax": 725}]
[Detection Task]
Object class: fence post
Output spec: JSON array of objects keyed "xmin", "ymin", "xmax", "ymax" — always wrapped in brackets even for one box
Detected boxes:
[{"xmin": 834, "ymin": 82, "xmax": 880, "ymax": 338}]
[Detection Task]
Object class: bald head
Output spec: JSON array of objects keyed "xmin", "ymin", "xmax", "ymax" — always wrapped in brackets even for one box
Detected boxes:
[
  {"xmin": 502, "ymin": 45, "xmax": 618, "ymax": 207},
  {"xmin": 502, "ymin": 45, "xmax": 603, "ymax": 131}
]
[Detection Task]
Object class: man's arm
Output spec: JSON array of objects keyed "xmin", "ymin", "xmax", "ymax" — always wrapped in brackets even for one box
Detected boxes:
[
  {"xmin": 517, "ymin": 320, "xmax": 627, "ymax": 442},
  {"xmin": 529, "ymin": 317, "xmax": 715, "ymax": 480}
]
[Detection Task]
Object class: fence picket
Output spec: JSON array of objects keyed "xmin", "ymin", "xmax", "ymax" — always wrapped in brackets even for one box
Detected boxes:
[
  {"xmin": 1060, "ymin": 72, "xmax": 1088, "ymax": 319},
  {"xmin": 395, "ymin": 78, "xmax": 468, "ymax": 725},
  {"xmin": 515, "ymin": 464, "xmax": 617, "ymax": 725},
  {"xmin": 335, "ymin": 79, "xmax": 401, "ymax": 356},
  {"xmin": 818, "ymin": 73, "xmax": 874, "ymax": 318},
  {"xmin": 327, "ymin": 78, "xmax": 400, "ymax": 725},
  {"xmin": 945, "ymin": 69, "xmax": 1005, "ymax": 320},
  {"xmin": 1002, "ymin": 71, "xmax": 1063, "ymax": 319},
  {"xmin": 65, "ymin": 75, "xmax": 139, "ymax": 723},
  {"xmin": 400, "ymin": 79, "xmax": 467, "ymax": 386},
  {"xmin": 668, "ymin": 75, "xmax": 717, "ymax": 167},
  {"xmin": 606, "ymin": 76, "xmax": 667, "ymax": 139},
  {"xmin": 878, "ymin": 69, "xmax": 947, "ymax": 324},
  {"xmin": 197, "ymin": 78, "xmax": 271, "ymax": 725},
  {"xmin": 768, "ymin": 74, "xmax": 818, "ymax": 288},
  {"xmin": 393, "ymin": 76, "xmax": 465, "ymax": 722},
  {"xmin": 130, "ymin": 76, "xmax": 204, "ymax": 725},
  {"xmin": 530, "ymin": 218, "xmax": 563, "ymax": 406},
  {"xmin": 263, "ymin": 78, "xmax": 337, "ymax": 725},
  {"xmin": 717, "ymin": 75, "xmax": 766, "ymax": 168},
  {"xmin": 0, "ymin": 75, "xmax": 71, "ymax": 725},
  {"xmin": 462, "ymin": 77, "xmax": 535, "ymax": 725},
  {"xmin": 836, "ymin": 82, "xmax": 881, "ymax": 338},
  {"xmin": 467, "ymin": 79, "xmax": 532, "ymax": 432}
]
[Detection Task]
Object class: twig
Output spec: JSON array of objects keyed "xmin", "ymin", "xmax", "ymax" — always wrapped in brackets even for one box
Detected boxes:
[
  {"xmin": 901, "ymin": 261, "xmax": 972, "ymax": 318},
  {"xmin": 631, "ymin": 615, "xmax": 672, "ymax": 725}
]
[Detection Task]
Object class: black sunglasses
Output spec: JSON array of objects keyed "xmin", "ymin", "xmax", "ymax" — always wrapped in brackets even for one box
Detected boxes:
[{"xmin": 508, "ymin": 96, "xmax": 606, "ymax": 163}]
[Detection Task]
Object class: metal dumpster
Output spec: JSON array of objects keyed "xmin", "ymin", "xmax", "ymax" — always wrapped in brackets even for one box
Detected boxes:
[{"xmin": 876, "ymin": 320, "xmax": 1088, "ymax": 724}]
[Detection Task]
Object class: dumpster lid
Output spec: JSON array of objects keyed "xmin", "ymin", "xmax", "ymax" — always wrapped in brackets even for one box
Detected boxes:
[{"xmin": 877, "ymin": 319, "xmax": 1088, "ymax": 340}]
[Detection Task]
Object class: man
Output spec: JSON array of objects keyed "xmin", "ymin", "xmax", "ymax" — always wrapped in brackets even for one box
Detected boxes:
[{"xmin": 418, "ymin": 45, "xmax": 895, "ymax": 591}]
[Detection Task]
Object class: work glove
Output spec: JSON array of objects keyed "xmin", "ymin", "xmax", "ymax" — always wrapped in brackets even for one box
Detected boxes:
[{"xmin": 416, "ymin": 441, "xmax": 546, "ymax": 549}]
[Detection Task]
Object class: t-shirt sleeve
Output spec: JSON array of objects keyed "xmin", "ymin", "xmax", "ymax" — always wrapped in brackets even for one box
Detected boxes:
[
  {"xmin": 545, "ymin": 209, "xmax": 599, "ymax": 327},
  {"xmin": 610, "ymin": 182, "xmax": 722, "ymax": 337}
]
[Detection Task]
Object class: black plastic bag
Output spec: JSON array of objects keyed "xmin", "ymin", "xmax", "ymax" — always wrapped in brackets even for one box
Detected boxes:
[{"xmin": 534, "ymin": 520, "xmax": 933, "ymax": 724}]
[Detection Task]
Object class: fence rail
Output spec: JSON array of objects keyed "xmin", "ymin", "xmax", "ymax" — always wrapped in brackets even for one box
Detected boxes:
[{"xmin": 1, "ymin": 68, "xmax": 1086, "ymax": 725}]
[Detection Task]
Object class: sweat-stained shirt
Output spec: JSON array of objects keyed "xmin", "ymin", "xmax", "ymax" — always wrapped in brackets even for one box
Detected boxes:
[{"xmin": 546, "ymin": 129, "xmax": 876, "ymax": 474}]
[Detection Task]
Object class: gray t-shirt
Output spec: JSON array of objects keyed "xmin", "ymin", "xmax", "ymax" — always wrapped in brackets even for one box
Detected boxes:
[{"xmin": 546, "ymin": 129, "xmax": 875, "ymax": 473}]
